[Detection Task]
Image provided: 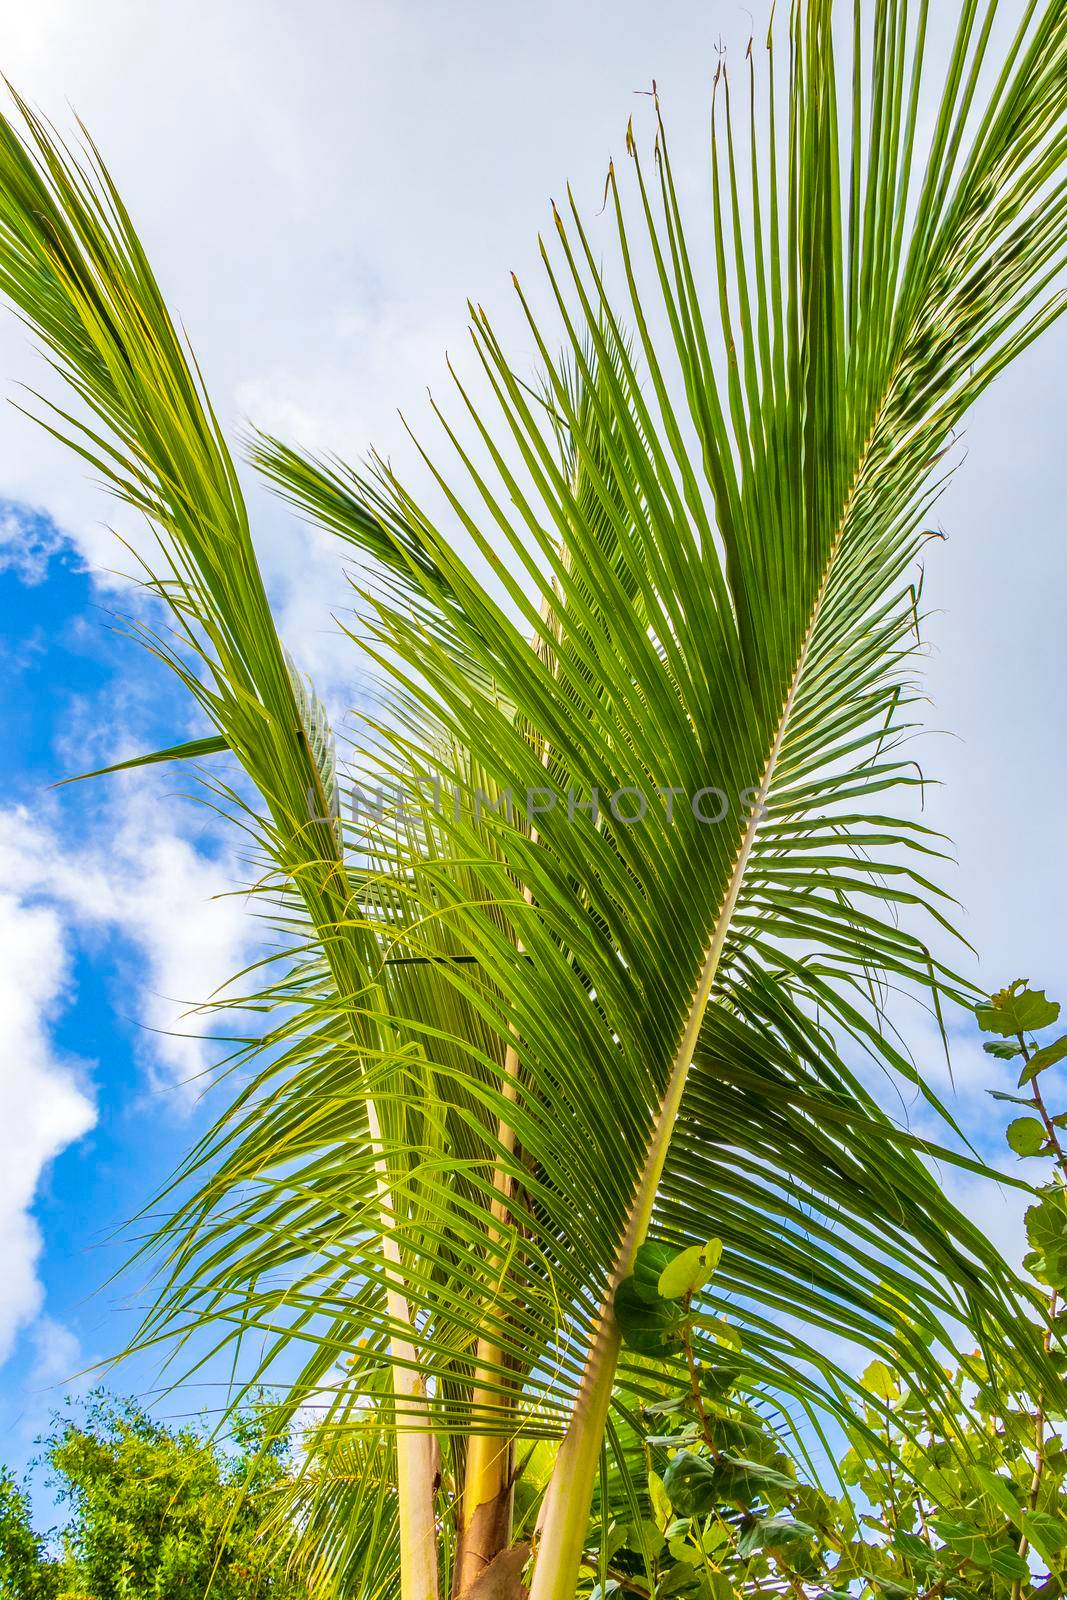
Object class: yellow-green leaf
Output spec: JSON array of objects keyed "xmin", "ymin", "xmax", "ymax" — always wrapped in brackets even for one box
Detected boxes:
[{"xmin": 658, "ymin": 1238, "xmax": 723, "ymax": 1300}]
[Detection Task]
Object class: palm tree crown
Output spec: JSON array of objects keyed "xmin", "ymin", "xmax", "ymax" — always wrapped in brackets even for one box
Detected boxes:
[{"xmin": 0, "ymin": 2, "xmax": 1065, "ymax": 1594}]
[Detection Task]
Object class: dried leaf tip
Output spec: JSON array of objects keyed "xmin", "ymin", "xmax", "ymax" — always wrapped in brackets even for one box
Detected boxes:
[{"xmin": 625, "ymin": 116, "xmax": 635, "ymax": 157}]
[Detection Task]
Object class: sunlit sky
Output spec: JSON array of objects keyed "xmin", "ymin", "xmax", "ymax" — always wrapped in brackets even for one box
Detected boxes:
[{"xmin": 0, "ymin": 0, "xmax": 1064, "ymax": 1506}]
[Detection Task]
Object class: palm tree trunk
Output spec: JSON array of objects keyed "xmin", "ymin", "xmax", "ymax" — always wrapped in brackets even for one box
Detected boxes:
[
  {"xmin": 453, "ymin": 1047, "xmax": 520, "ymax": 1594},
  {"xmin": 366, "ymin": 1097, "xmax": 441, "ymax": 1600},
  {"xmin": 455, "ymin": 587, "xmax": 562, "ymax": 1593}
]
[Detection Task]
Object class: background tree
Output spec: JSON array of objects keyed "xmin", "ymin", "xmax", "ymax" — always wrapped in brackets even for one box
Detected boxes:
[
  {"xmin": 0, "ymin": 1468, "xmax": 62, "ymax": 1599},
  {"xmin": 0, "ymin": 1394, "xmax": 309, "ymax": 1600}
]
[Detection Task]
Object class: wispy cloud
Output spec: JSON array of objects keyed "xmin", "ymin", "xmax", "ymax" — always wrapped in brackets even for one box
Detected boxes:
[
  {"xmin": 0, "ymin": 867, "xmax": 95, "ymax": 1364},
  {"xmin": 0, "ymin": 780, "xmax": 254, "ymax": 1369},
  {"xmin": 0, "ymin": 501, "xmax": 69, "ymax": 586}
]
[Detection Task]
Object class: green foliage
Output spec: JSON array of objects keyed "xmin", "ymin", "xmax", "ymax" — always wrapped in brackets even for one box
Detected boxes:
[
  {"xmin": 0, "ymin": 1470, "xmax": 62, "ymax": 1598},
  {"xmin": 975, "ymin": 983, "xmax": 1061, "ymax": 1038},
  {"xmin": 835, "ymin": 1345, "xmax": 1064, "ymax": 1599},
  {"xmin": 1007, "ymin": 1119, "xmax": 1048, "ymax": 1158},
  {"xmin": 1025, "ymin": 1189, "xmax": 1067, "ymax": 1292},
  {"xmin": 658, "ymin": 1242, "xmax": 722, "ymax": 1303},
  {"xmin": 0, "ymin": 1394, "xmax": 308, "ymax": 1599},
  {"xmin": 1021, "ymin": 1037, "xmax": 1067, "ymax": 1086},
  {"xmin": 592, "ymin": 1216, "xmax": 1067, "ymax": 1600},
  {"xmin": 12, "ymin": 998, "xmax": 1057, "ymax": 1600},
  {"xmin": 615, "ymin": 1243, "xmax": 697, "ymax": 1356}
]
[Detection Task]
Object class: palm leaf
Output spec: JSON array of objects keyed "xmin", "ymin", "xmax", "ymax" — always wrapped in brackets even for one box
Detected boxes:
[
  {"xmin": 249, "ymin": 5, "xmax": 1067, "ymax": 1588},
  {"xmin": 0, "ymin": 86, "xmax": 444, "ymax": 1599}
]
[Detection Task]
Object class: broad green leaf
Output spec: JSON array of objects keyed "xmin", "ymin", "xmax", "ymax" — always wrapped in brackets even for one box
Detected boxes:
[
  {"xmin": 986, "ymin": 1545, "xmax": 1032, "ymax": 1581},
  {"xmin": 1024, "ymin": 1510, "xmax": 1067, "ymax": 1561},
  {"xmin": 861, "ymin": 1361, "xmax": 899, "ymax": 1402},
  {"xmin": 657, "ymin": 1563, "xmax": 698, "ymax": 1598},
  {"xmin": 976, "ymin": 982, "xmax": 1060, "ymax": 1038},
  {"xmin": 931, "ymin": 1518, "xmax": 1021, "ymax": 1573},
  {"xmin": 662, "ymin": 1451, "xmax": 795, "ymax": 1520},
  {"xmin": 973, "ymin": 1466, "xmax": 1025, "ymax": 1523},
  {"xmin": 616, "ymin": 1239, "xmax": 702, "ymax": 1350},
  {"xmin": 1019, "ymin": 1035, "xmax": 1067, "ymax": 1085},
  {"xmin": 658, "ymin": 1239, "xmax": 722, "ymax": 1300},
  {"xmin": 661, "ymin": 1453, "xmax": 719, "ymax": 1520},
  {"xmin": 667, "ymin": 1534, "xmax": 701, "ymax": 1566},
  {"xmin": 648, "ymin": 1469, "xmax": 672, "ymax": 1532},
  {"xmin": 701, "ymin": 1522, "xmax": 730, "ymax": 1556},
  {"xmin": 1006, "ymin": 1118, "xmax": 1049, "ymax": 1157},
  {"xmin": 627, "ymin": 1241, "xmax": 677, "ymax": 1303},
  {"xmin": 891, "ymin": 1531, "xmax": 939, "ymax": 1571},
  {"xmin": 693, "ymin": 1316, "xmax": 742, "ymax": 1350},
  {"xmin": 601, "ymin": 1521, "xmax": 630, "ymax": 1563},
  {"xmin": 703, "ymin": 1574, "xmax": 741, "ymax": 1600},
  {"xmin": 984, "ymin": 1039, "xmax": 1024, "ymax": 1060},
  {"xmin": 712, "ymin": 1457, "xmax": 797, "ymax": 1509},
  {"xmin": 1025, "ymin": 1188, "xmax": 1067, "ymax": 1290},
  {"xmin": 613, "ymin": 1276, "xmax": 686, "ymax": 1356},
  {"xmin": 622, "ymin": 1518, "xmax": 663, "ymax": 1558},
  {"xmin": 737, "ymin": 1514, "xmax": 817, "ymax": 1558}
]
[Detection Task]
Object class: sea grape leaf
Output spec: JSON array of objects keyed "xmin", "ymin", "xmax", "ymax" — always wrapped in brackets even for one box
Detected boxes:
[
  {"xmin": 1025, "ymin": 1188, "xmax": 1067, "ymax": 1290},
  {"xmin": 1006, "ymin": 1117, "xmax": 1049, "ymax": 1157},
  {"xmin": 614, "ymin": 1277, "xmax": 686, "ymax": 1354},
  {"xmin": 976, "ymin": 981, "xmax": 1059, "ymax": 1037},
  {"xmin": 1020, "ymin": 1035, "xmax": 1067, "ymax": 1085},
  {"xmin": 662, "ymin": 1452, "xmax": 718, "ymax": 1518},
  {"xmin": 737, "ymin": 1514, "xmax": 817, "ymax": 1558},
  {"xmin": 658, "ymin": 1238, "xmax": 723, "ymax": 1300}
]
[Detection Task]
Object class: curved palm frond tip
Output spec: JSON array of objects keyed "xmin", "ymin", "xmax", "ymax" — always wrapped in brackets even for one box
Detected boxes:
[{"xmin": 0, "ymin": 1, "xmax": 1064, "ymax": 1596}]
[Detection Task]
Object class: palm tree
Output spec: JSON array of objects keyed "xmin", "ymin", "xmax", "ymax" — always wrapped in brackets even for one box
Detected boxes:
[{"xmin": 1, "ymin": 1, "xmax": 1065, "ymax": 1595}]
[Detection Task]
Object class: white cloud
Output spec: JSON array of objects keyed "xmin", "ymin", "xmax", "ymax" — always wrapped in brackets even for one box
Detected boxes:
[
  {"xmin": 0, "ymin": 876, "xmax": 95, "ymax": 1364},
  {"xmin": 28, "ymin": 1315, "xmax": 82, "ymax": 1394},
  {"xmin": 0, "ymin": 502, "xmax": 68, "ymax": 585},
  {"xmin": 0, "ymin": 786, "xmax": 252, "ymax": 1366},
  {"xmin": 94, "ymin": 796, "xmax": 254, "ymax": 1091},
  {"xmin": 0, "ymin": 791, "xmax": 252, "ymax": 1096}
]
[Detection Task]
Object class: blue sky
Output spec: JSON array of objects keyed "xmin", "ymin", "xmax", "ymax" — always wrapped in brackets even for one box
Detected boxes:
[
  {"xmin": 0, "ymin": 518, "xmax": 254, "ymax": 1474},
  {"xmin": 0, "ymin": 0, "xmax": 1065, "ymax": 1523}
]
